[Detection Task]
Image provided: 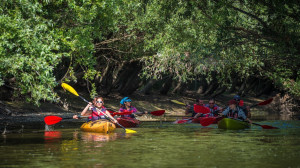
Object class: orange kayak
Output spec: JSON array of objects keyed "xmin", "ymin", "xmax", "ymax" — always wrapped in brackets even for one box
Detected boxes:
[{"xmin": 80, "ymin": 120, "xmax": 116, "ymax": 133}]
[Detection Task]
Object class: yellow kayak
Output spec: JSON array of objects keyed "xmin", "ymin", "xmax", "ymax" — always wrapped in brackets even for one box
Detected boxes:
[{"xmin": 80, "ymin": 120, "xmax": 116, "ymax": 133}]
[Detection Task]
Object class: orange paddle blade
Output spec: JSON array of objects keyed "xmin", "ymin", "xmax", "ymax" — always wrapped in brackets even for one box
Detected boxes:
[{"xmin": 44, "ymin": 116, "xmax": 63, "ymax": 125}]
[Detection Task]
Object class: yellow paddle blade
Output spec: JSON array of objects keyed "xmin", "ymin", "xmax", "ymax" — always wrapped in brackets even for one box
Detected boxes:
[
  {"xmin": 125, "ymin": 129, "xmax": 137, "ymax": 134},
  {"xmin": 61, "ymin": 83, "xmax": 79, "ymax": 96},
  {"xmin": 171, "ymin": 100, "xmax": 186, "ymax": 106}
]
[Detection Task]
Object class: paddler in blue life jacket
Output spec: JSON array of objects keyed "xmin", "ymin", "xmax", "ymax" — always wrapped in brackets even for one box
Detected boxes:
[
  {"xmin": 222, "ymin": 99, "xmax": 252, "ymax": 123},
  {"xmin": 73, "ymin": 96, "xmax": 117, "ymax": 123},
  {"xmin": 233, "ymin": 95, "xmax": 251, "ymax": 118}
]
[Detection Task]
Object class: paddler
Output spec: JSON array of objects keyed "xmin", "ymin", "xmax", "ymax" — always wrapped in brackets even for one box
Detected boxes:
[
  {"xmin": 204, "ymin": 99, "xmax": 222, "ymax": 116},
  {"xmin": 73, "ymin": 96, "xmax": 117, "ymax": 123},
  {"xmin": 185, "ymin": 98, "xmax": 210, "ymax": 118},
  {"xmin": 222, "ymin": 99, "xmax": 252, "ymax": 123},
  {"xmin": 117, "ymin": 97, "xmax": 145, "ymax": 118},
  {"xmin": 233, "ymin": 95, "xmax": 251, "ymax": 118}
]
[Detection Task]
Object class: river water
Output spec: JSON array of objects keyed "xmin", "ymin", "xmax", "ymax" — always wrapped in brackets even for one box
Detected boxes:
[{"xmin": 1, "ymin": 120, "xmax": 300, "ymax": 168}]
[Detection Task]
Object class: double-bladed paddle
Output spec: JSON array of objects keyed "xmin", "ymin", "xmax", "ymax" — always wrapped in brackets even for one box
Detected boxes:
[
  {"xmin": 250, "ymin": 98, "xmax": 273, "ymax": 108},
  {"xmin": 250, "ymin": 122, "xmax": 278, "ymax": 129},
  {"xmin": 44, "ymin": 115, "xmax": 88, "ymax": 125},
  {"xmin": 228, "ymin": 117, "xmax": 279, "ymax": 129},
  {"xmin": 60, "ymin": 83, "xmax": 137, "ymax": 134},
  {"xmin": 108, "ymin": 108, "xmax": 165, "ymax": 117},
  {"xmin": 110, "ymin": 110, "xmax": 165, "ymax": 117}
]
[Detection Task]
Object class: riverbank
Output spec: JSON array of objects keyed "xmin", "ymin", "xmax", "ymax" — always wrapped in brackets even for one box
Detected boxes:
[{"xmin": 0, "ymin": 91, "xmax": 293, "ymax": 133}]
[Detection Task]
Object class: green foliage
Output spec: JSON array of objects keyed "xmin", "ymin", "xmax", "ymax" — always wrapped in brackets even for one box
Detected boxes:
[
  {"xmin": 0, "ymin": 0, "xmax": 122, "ymax": 104},
  {"xmin": 135, "ymin": 0, "xmax": 300, "ymax": 96},
  {"xmin": 0, "ymin": 0, "xmax": 63, "ymax": 105},
  {"xmin": 1, "ymin": 0, "xmax": 300, "ymax": 105}
]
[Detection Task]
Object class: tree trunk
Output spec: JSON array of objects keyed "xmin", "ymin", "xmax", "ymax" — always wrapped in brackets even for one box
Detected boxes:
[
  {"xmin": 196, "ymin": 78, "xmax": 208, "ymax": 94},
  {"xmin": 95, "ymin": 62, "xmax": 116, "ymax": 96},
  {"xmin": 238, "ymin": 78, "xmax": 247, "ymax": 96},
  {"xmin": 203, "ymin": 82, "xmax": 219, "ymax": 96},
  {"xmin": 140, "ymin": 78, "xmax": 157, "ymax": 95},
  {"xmin": 211, "ymin": 86, "xmax": 227, "ymax": 98},
  {"xmin": 243, "ymin": 78, "xmax": 258, "ymax": 95},
  {"xmin": 229, "ymin": 75, "xmax": 238, "ymax": 93},
  {"xmin": 255, "ymin": 80, "xmax": 273, "ymax": 97},
  {"xmin": 117, "ymin": 61, "xmax": 142, "ymax": 95},
  {"xmin": 171, "ymin": 80, "xmax": 187, "ymax": 95},
  {"xmin": 203, "ymin": 73, "xmax": 219, "ymax": 96},
  {"xmin": 160, "ymin": 76, "xmax": 173, "ymax": 95}
]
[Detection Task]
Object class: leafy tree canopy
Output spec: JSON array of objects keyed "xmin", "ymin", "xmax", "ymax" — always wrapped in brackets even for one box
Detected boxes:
[{"xmin": 0, "ymin": 0, "xmax": 299, "ymax": 105}]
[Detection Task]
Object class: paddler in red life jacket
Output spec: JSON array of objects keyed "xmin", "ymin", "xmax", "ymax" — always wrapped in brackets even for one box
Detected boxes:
[
  {"xmin": 222, "ymin": 99, "xmax": 252, "ymax": 123},
  {"xmin": 204, "ymin": 99, "xmax": 222, "ymax": 116},
  {"xmin": 73, "ymin": 96, "xmax": 117, "ymax": 123},
  {"xmin": 118, "ymin": 97, "xmax": 145, "ymax": 118},
  {"xmin": 233, "ymin": 95, "xmax": 251, "ymax": 118}
]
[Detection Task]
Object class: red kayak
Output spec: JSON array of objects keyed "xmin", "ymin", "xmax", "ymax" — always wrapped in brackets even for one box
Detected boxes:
[
  {"xmin": 116, "ymin": 117, "xmax": 140, "ymax": 128},
  {"xmin": 192, "ymin": 117, "xmax": 223, "ymax": 124}
]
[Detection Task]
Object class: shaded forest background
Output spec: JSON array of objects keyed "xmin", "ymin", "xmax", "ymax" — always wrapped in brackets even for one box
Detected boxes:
[{"xmin": 0, "ymin": 0, "xmax": 299, "ymax": 117}]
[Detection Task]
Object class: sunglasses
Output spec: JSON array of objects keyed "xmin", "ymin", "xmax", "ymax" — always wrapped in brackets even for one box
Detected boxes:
[
  {"xmin": 209, "ymin": 103, "xmax": 214, "ymax": 104},
  {"xmin": 96, "ymin": 100, "xmax": 103, "ymax": 104}
]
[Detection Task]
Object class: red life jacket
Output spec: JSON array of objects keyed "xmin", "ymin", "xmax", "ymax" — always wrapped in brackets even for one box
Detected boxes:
[
  {"xmin": 120, "ymin": 107, "xmax": 135, "ymax": 113},
  {"xmin": 239, "ymin": 100, "xmax": 244, "ymax": 106},
  {"xmin": 208, "ymin": 106, "xmax": 219, "ymax": 116},
  {"xmin": 208, "ymin": 106, "xmax": 219, "ymax": 112},
  {"xmin": 120, "ymin": 106, "xmax": 136, "ymax": 118},
  {"xmin": 89, "ymin": 106, "xmax": 107, "ymax": 121}
]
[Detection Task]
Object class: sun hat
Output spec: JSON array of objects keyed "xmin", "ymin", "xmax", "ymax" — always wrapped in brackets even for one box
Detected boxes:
[{"xmin": 120, "ymin": 97, "xmax": 132, "ymax": 105}]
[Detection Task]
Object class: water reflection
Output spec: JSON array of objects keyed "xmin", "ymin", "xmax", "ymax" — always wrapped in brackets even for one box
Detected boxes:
[
  {"xmin": 44, "ymin": 131, "xmax": 62, "ymax": 143},
  {"xmin": 80, "ymin": 132, "xmax": 118, "ymax": 142},
  {"xmin": 1, "ymin": 121, "xmax": 300, "ymax": 168}
]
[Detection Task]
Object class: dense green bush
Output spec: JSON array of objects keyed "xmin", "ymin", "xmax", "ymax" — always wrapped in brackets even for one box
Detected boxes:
[{"xmin": 1, "ymin": 0, "xmax": 299, "ymax": 105}]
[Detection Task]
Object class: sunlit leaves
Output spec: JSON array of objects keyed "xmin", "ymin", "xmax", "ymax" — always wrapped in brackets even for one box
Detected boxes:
[
  {"xmin": 136, "ymin": 0, "xmax": 300, "ymax": 96},
  {"xmin": 0, "ymin": 1, "xmax": 62, "ymax": 105},
  {"xmin": 1, "ymin": 0, "xmax": 300, "ymax": 105}
]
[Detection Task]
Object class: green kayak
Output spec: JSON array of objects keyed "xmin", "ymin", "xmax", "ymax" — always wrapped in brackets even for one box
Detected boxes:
[{"xmin": 218, "ymin": 118, "xmax": 251, "ymax": 130}]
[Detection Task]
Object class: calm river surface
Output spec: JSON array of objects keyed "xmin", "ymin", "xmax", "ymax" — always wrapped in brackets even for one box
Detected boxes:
[{"xmin": 1, "ymin": 120, "xmax": 300, "ymax": 168}]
